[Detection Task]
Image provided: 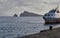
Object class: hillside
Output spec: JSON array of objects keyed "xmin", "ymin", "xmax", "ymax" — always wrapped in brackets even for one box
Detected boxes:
[{"xmin": 20, "ymin": 11, "xmax": 42, "ymax": 17}]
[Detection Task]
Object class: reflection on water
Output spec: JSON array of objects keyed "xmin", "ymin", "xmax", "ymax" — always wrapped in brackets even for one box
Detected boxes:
[
  {"xmin": 44, "ymin": 22, "xmax": 60, "ymax": 25},
  {"xmin": 44, "ymin": 22, "xmax": 60, "ymax": 28}
]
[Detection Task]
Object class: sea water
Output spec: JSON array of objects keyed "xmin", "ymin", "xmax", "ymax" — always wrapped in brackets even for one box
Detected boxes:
[{"xmin": 0, "ymin": 16, "xmax": 60, "ymax": 38}]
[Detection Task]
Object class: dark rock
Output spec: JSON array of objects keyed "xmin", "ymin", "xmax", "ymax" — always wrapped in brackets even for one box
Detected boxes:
[{"xmin": 14, "ymin": 14, "xmax": 18, "ymax": 17}]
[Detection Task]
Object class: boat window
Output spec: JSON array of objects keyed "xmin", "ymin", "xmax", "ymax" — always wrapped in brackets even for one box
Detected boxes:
[
  {"xmin": 48, "ymin": 14, "xmax": 50, "ymax": 16},
  {"xmin": 45, "ymin": 14, "xmax": 47, "ymax": 16},
  {"xmin": 48, "ymin": 9, "xmax": 55, "ymax": 13},
  {"xmin": 45, "ymin": 14, "xmax": 50, "ymax": 16}
]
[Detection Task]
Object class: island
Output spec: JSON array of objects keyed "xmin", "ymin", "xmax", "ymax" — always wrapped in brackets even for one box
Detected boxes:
[{"xmin": 20, "ymin": 11, "xmax": 42, "ymax": 17}]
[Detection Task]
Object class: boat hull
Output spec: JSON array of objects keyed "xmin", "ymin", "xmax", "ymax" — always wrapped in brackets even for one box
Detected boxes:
[{"xmin": 44, "ymin": 18, "xmax": 60, "ymax": 23}]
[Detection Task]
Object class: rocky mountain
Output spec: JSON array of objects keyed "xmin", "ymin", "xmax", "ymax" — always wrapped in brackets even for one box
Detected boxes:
[{"xmin": 20, "ymin": 11, "xmax": 42, "ymax": 17}]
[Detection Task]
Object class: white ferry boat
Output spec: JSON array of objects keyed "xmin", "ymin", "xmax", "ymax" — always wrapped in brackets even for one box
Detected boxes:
[{"xmin": 43, "ymin": 6, "xmax": 60, "ymax": 23}]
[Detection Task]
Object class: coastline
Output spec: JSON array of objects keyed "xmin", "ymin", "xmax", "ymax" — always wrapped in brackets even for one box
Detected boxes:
[{"xmin": 16, "ymin": 27, "xmax": 60, "ymax": 38}]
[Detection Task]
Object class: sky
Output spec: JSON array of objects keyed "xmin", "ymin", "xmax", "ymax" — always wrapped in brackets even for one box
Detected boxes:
[{"xmin": 0, "ymin": 0, "xmax": 60, "ymax": 16}]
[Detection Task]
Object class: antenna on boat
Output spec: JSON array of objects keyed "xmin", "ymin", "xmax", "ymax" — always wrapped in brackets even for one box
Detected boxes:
[{"xmin": 55, "ymin": 5, "xmax": 59, "ymax": 11}]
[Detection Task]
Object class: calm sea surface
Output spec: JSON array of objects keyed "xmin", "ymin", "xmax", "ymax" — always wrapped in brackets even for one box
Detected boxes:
[{"xmin": 0, "ymin": 16, "xmax": 60, "ymax": 38}]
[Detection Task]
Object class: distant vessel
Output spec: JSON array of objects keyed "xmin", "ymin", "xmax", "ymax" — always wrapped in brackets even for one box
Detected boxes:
[{"xmin": 43, "ymin": 6, "xmax": 60, "ymax": 23}]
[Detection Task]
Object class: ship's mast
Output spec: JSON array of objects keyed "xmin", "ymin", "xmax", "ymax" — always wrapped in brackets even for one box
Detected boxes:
[
  {"xmin": 55, "ymin": 5, "xmax": 60, "ymax": 13},
  {"xmin": 55, "ymin": 5, "xmax": 59, "ymax": 11}
]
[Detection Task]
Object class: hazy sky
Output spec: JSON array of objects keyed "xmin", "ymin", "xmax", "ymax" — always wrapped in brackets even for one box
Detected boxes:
[{"xmin": 0, "ymin": 0, "xmax": 60, "ymax": 16}]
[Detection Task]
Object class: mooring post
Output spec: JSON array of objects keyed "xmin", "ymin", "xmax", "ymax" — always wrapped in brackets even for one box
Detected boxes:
[{"xmin": 49, "ymin": 26, "xmax": 53, "ymax": 30}]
